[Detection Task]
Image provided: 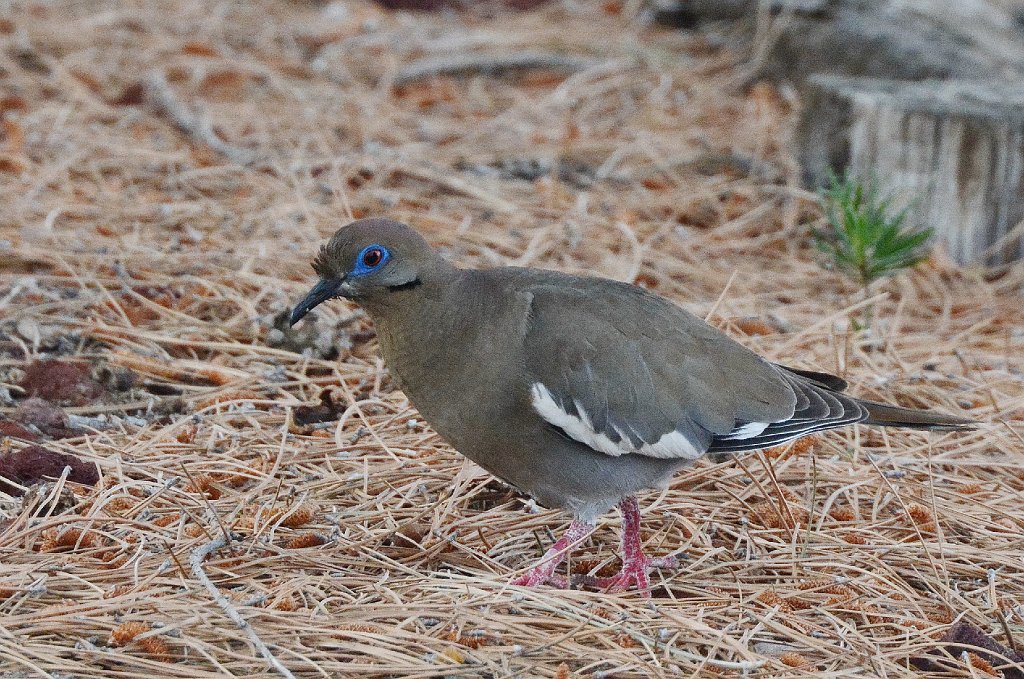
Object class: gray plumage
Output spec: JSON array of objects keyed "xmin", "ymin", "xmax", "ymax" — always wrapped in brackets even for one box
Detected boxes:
[{"xmin": 291, "ymin": 218, "xmax": 973, "ymax": 527}]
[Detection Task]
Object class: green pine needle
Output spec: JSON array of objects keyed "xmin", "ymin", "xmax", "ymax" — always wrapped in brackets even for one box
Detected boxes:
[{"xmin": 813, "ymin": 174, "xmax": 933, "ymax": 290}]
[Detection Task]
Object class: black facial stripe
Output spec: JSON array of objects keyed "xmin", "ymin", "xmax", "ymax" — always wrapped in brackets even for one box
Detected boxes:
[{"xmin": 387, "ymin": 278, "xmax": 422, "ymax": 292}]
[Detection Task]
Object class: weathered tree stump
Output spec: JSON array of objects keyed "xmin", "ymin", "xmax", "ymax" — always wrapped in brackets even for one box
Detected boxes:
[
  {"xmin": 798, "ymin": 75, "xmax": 1024, "ymax": 265},
  {"xmin": 658, "ymin": 0, "xmax": 1024, "ymax": 263}
]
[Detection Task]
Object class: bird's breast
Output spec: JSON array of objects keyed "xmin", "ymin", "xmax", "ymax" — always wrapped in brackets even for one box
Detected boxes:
[{"xmin": 372, "ymin": 302, "xmax": 531, "ymax": 453}]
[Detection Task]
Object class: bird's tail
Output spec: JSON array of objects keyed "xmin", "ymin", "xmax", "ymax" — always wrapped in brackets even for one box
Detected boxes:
[{"xmin": 860, "ymin": 400, "xmax": 976, "ymax": 431}]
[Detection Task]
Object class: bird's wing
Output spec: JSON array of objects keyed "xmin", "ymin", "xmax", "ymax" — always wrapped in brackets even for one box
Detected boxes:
[
  {"xmin": 521, "ymin": 280, "xmax": 866, "ymax": 459},
  {"xmin": 708, "ymin": 364, "xmax": 867, "ymax": 453}
]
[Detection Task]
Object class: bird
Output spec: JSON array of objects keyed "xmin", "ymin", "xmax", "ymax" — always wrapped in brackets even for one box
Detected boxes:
[{"xmin": 290, "ymin": 217, "xmax": 975, "ymax": 593}]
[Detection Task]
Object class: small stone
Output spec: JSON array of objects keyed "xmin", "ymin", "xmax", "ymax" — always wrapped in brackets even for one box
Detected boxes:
[
  {"xmin": 15, "ymin": 317, "xmax": 41, "ymax": 344},
  {"xmin": 266, "ymin": 328, "xmax": 285, "ymax": 345}
]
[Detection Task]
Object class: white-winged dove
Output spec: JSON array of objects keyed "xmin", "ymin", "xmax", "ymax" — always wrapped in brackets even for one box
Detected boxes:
[{"xmin": 290, "ymin": 218, "xmax": 974, "ymax": 593}]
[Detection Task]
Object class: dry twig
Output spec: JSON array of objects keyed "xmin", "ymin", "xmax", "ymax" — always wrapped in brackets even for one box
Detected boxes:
[
  {"xmin": 145, "ymin": 70, "xmax": 261, "ymax": 166},
  {"xmin": 190, "ymin": 535, "xmax": 297, "ymax": 679},
  {"xmin": 392, "ymin": 50, "xmax": 599, "ymax": 87}
]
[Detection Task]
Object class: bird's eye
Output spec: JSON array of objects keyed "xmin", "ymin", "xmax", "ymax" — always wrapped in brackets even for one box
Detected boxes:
[
  {"xmin": 362, "ymin": 248, "xmax": 383, "ymax": 268},
  {"xmin": 353, "ymin": 244, "xmax": 390, "ymax": 276}
]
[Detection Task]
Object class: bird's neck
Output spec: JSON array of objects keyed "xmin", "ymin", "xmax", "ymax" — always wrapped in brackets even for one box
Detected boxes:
[
  {"xmin": 363, "ymin": 268, "xmax": 534, "ymax": 452},
  {"xmin": 366, "ymin": 272, "xmax": 476, "ymax": 391}
]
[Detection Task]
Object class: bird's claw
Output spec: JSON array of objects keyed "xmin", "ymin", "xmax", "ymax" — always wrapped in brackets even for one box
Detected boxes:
[{"xmin": 574, "ymin": 554, "xmax": 680, "ymax": 594}]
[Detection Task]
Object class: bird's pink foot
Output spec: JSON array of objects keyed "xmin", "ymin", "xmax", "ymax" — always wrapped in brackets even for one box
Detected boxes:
[
  {"xmin": 583, "ymin": 554, "xmax": 679, "ymax": 593},
  {"xmin": 584, "ymin": 496, "xmax": 680, "ymax": 595},
  {"xmin": 510, "ymin": 519, "xmax": 594, "ymax": 588},
  {"xmin": 511, "ymin": 497, "xmax": 679, "ymax": 594}
]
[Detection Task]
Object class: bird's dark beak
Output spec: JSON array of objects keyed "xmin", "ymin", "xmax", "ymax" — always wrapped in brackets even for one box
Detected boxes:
[{"xmin": 290, "ymin": 277, "xmax": 344, "ymax": 326}]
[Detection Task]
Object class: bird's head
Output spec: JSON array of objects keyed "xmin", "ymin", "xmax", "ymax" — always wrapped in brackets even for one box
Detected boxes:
[{"xmin": 290, "ymin": 218, "xmax": 445, "ymax": 325}]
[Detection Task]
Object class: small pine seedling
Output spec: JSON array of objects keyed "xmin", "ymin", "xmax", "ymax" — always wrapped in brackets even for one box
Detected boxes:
[{"xmin": 813, "ymin": 174, "xmax": 932, "ymax": 328}]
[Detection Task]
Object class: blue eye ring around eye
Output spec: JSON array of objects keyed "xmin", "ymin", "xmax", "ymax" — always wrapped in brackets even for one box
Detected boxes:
[{"xmin": 352, "ymin": 244, "xmax": 391, "ymax": 276}]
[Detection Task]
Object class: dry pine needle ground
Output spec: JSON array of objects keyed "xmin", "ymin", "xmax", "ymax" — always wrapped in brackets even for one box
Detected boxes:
[{"xmin": 0, "ymin": 1, "xmax": 1023, "ymax": 677}]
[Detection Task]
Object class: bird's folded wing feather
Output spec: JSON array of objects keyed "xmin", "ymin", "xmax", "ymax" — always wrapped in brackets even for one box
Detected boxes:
[{"xmin": 521, "ymin": 280, "xmax": 867, "ymax": 459}]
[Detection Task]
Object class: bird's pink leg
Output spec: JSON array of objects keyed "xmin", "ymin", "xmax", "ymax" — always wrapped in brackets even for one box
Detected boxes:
[
  {"xmin": 586, "ymin": 496, "xmax": 678, "ymax": 595},
  {"xmin": 511, "ymin": 519, "xmax": 594, "ymax": 588}
]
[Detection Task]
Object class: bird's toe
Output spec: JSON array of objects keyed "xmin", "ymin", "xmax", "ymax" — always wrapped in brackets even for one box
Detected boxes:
[
  {"xmin": 511, "ymin": 567, "xmax": 569, "ymax": 588},
  {"xmin": 573, "ymin": 553, "xmax": 678, "ymax": 595}
]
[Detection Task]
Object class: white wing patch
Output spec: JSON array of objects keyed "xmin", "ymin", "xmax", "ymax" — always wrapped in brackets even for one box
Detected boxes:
[
  {"xmin": 723, "ymin": 421, "xmax": 771, "ymax": 440},
  {"xmin": 530, "ymin": 383, "xmax": 624, "ymax": 456},
  {"xmin": 641, "ymin": 430, "xmax": 703, "ymax": 460},
  {"xmin": 530, "ymin": 383, "xmax": 703, "ymax": 460}
]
